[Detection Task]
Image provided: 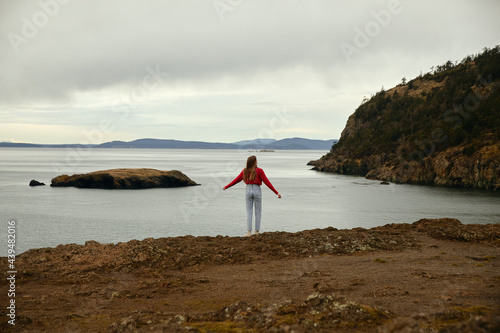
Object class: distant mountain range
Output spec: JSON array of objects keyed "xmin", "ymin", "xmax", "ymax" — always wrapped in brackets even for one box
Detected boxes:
[{"xmin": 0, "ymin": 137, "xmax": 338, "ymax": 150}]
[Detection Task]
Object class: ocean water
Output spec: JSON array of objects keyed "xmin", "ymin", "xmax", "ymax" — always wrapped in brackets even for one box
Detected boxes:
[{"xmin": 0, "ymin": 148, "xmax": 499, "ymax": 254}]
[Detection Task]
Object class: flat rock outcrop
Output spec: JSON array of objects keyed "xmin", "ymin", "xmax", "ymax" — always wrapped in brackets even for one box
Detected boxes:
[{"xmin": 50, "ymin": 168, "xmax": 198, "ymax": 189}]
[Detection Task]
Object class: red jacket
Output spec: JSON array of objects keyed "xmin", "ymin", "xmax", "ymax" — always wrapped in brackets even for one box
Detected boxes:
[{"xmin": 224, "ymin": 167, "xmax": 279, "ymax": 195}]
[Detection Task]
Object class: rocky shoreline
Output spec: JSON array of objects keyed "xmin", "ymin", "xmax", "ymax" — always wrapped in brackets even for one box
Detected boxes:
[
  {"xmin": 308, "ymin": 142, "xmax": 500, "ymax": 191},
  {"xmin": 309, "ymin": 48, "xmax": 500, "ymax": 191},
  {"xmin": 1, "ymin": 218, "xmax": 499, "ymax": 332}
]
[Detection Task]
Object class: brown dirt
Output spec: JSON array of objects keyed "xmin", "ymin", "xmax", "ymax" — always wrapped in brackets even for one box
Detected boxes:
[{"xmin": 1, "ymin": 218, "xmax": 499, "ymax": 332}]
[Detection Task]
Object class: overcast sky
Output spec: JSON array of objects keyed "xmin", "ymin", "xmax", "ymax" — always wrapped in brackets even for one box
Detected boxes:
[{"xmin": 1, "ymin": 0, "xmax": 499, "ymax": 144}]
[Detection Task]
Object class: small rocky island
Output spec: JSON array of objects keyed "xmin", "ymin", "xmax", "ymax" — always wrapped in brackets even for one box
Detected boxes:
[
  {"xmin": 50, "ymin": 168, "xmax": 198, "ymax": 189},
  {"xmin": 29, "ymin": 179, "xmax": 45, "ymax": 186}
]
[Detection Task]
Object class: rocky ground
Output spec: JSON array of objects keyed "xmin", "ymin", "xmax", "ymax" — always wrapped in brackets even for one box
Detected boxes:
[{"xmin": 1, "ymin": 218, "xmax": 499, "ymax": 332}]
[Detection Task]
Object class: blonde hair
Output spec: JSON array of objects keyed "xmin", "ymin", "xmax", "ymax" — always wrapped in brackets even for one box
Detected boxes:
[{"xmin": 243, "ymin": 155, "xmax": 257, "ymax": 182}]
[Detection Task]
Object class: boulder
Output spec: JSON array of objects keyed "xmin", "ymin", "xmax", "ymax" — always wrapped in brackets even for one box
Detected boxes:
[
  {"xmin": 29, "ymin": 179, "xmax": 45, "ymax": 186},
  {"xmin": 50, "ymin": 168, "xmax": 198, "ymax": 189}
]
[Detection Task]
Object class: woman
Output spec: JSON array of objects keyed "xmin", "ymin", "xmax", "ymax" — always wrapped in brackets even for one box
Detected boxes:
[{"xmin": 223, "ymin": 155, "xmax": 281, "ymax": 237}]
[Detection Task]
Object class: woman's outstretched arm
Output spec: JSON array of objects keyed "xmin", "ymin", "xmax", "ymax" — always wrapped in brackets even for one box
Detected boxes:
[
  {"xmin": 223, "ymin": 170, "xmax": 244, "ymax": 190},
  {"xmin": 257, "ymin": 169, "xmax": 280, "ymax": 196}
]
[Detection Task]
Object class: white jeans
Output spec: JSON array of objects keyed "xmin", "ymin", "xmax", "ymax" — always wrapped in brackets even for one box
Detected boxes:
[{"xmin": 245, "ymin": 184, "xmax": 262, "ymax": 231}]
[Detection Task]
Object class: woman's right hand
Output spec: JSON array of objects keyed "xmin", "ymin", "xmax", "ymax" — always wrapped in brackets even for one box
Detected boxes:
[{"xmin": 277, "ymin": 194, "xmax": 281, "ymax": 199}]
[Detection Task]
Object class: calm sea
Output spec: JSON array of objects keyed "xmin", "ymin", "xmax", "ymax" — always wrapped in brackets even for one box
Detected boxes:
[{"xmin": 1, "ymin": 148, "xmax": 499, "ymax": 254}]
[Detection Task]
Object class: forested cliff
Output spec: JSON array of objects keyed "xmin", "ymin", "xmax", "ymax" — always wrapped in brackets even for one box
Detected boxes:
[{"xmin": 310, "ymin": 46, "xmax": 500, "ymax": 190}]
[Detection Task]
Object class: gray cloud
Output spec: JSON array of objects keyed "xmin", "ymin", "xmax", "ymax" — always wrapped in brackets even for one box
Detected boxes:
[{"xmin": 1, "ymin": 0, "xmax": 499, "ymax": 143}]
